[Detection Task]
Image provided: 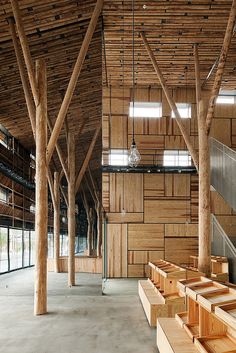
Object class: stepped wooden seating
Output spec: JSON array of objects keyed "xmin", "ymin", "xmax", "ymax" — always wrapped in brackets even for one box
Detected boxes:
[
  {"xmin": 156, "ymin": 275, "xmax": 236, "ymax": 353},
  {"xmin": 138, "ymin": 259, "xmax": 198, "ymax": 327},
  {"xmin": 188, "ymin": 255, "xmax": 229, "ymax": 282}
]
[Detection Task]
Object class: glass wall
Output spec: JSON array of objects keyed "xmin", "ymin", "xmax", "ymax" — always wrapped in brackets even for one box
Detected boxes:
[
  {"xmin": 0, "ymin": 227, "xmax": 8, "ymax": 273},
  {"xmin": 0, "ymin": 226, "xmax": 36, "ymax": 274},
  {"xmin": 9, "ymin": 228, "xmax": 23, "ymax": 271}
]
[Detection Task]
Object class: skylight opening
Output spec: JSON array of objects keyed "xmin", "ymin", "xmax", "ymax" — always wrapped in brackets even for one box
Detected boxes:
[
  {"xmin": 216, "ymin": 90, "xmax": 236, "ymax": 105},
  {"xmin": 171, "ymin": 103, "xmax": 191, "ymax": 119},
  {"xmin": 129, "ymin": 102, "xmax": 162, "ymax": 118}
]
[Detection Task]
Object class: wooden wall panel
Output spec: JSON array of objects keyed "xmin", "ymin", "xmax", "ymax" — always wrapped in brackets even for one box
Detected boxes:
[
  {"xmin": 128, "ymin": 224, "xmax": 164, "ymax": 250},
  {"xmin": 128, "ymin": 251, "xmax": 148, "ymax": 264},
  {"xmin": 128, "ymin": 264, "xmax": 145, "ymax": 277},
  {"xmin": 210, "ymin": 119, "xmax": 231, "ymax": 147},
  {"xmin": 165, "ymin": 223, "xmax": 198, "ymax": 237},
  {"xmin": 107, "ymin": 224, "xmax": 127, "ymax": 278},
  {"xmin": 107, "ymin": 213, "xmax": 143, "ymax": 223},
  {"xmin": 128, "ymin": 250, "xmax": 165, "ymax": 264},
  {"xmin": 190, "ymin": 175, "xmax": 198, "ymax": 222},
  {"xmin": 165, "ymin": 237, "xmax": 198, "ymax": 264},
  {"xmin": 211, "ymin": 191, "xmax": 232, "ymax": 215},
  {"xmin": 165, "ymin": 135, "xmax": 186, "ymax": 149},
  {"xmin": 232, "ymin": 119, "xmax": 236, "ymax": 148},
  {"xmin": 124, "ymin": 174, "xmax": 143, "ymax": 212},
  {"xmin": 214, "ymin": 103, "xmax": 236, "ymax": 119},
  {"xmin": 102, "ymin": 114, "xmax": 109, "ymax": 149},
  {"xmin": 144, "ymin": 174, "xmax": 164, "ymax": 199},
  {"xmin": 102, "ymin": 173, "xmax": 110, "ymax": 212},
  {"xmin": 128, "ymin": 134, "xmax": 164, "ymax": 149},
  {"xmin": 109, "ymin": 173, "xmax": 123, "ymax": 212},
  {"xmin": 144, "ymin": 200, "xmax": 190, "ymax": 223},
  {"xmin": 110, "ymin": 115, "xmax": 128, "ymax": 148}
]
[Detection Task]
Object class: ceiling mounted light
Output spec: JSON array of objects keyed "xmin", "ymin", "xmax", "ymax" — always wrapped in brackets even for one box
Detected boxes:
[{"xmin": 128, "ymin": 0, "xmax": 141, "ymax": 168}]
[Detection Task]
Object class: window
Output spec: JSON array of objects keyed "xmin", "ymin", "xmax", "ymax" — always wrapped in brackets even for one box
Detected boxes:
[
  {"xmin": 30, "ymin": 204, "xmax": 35, "ymax": 213},
  {"xmin": 48, "ymin": 232, "xmax": 54, "ymax": 259},
  {"xmin": 171, "ymin": 103, "xmax": 191, "ymax": 119},
  {"xmin": 129, "ymin": 102, "xmax": 162, "ymax": 118},
  {"xmin": 0, "ymin": 227, "xmax": 8, "ymax": 273},
  {"xmin": 30, "ymin": 230, "xmax": 35, "ymax": 265},
  {"xmin": 23, "ymin": 231, "xmax": 30, "ymax": 267},
  {"xmin": 109, "ymin": 150, "xmax": 128, "ymax": 166},
  {"xmin": 216, "ymin": 91, "xmax": 236, "ymax": 104},
  {"xmin": 163, "ymin": 150, "xmax": 191, "ymax": 167},
  {"xmin": 9, "ymin": 228, "xmax": 23, "ymax": 270},
  {"xmin": 0, "ymin": 186, "xmax": 8, "ymax": 203}
]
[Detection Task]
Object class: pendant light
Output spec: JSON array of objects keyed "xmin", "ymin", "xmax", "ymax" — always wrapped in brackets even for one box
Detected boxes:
[{"xmin": 128, "ymin": 0, "xmax": 141, "ymax": 167}]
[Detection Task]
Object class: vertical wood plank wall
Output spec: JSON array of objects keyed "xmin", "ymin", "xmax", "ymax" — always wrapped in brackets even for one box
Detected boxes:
[{"xmin": 102, "ymin": 86, "xmax": 236, "ymax": 278}]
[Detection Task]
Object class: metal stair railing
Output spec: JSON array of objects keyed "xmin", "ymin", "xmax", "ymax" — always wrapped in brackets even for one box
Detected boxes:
[
  {"xmin": 211, "ymin": 214, "xmax": 236, "ymax": 283},
  {"xmin": 210, "ymin": 137, "xmax": 236, "ymax": 211}
]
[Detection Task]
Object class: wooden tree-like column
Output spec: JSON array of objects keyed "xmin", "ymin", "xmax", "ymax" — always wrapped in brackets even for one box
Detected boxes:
[
  {"xmin": 193, "ymin": 0, "xmax": 236, "ymax": 275},
  {"xmin": 68, "ymin": 132, "xmax": 76, "ymax": 287},
  {"xmin": 53, "ymin": 172, "xmax": 60, "ymax": 273},
  {"xmin": 141, "ymin": 0, "xmax": 236, "ymax": 276},
  {"xmin": 34, "ymin": 59, "xmax": 48, "ymax": 315}
]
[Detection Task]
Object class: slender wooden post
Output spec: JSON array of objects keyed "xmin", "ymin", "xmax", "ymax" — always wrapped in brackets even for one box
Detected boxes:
[
  {"xmin": 8, "ymin": 17, "xmax": 36, "ymax": 136},
  {"xmin": 47, "ymin": 0, "xmax": 104, "ymax": 163},
  {"xmin": 68, "ymin": 132, "xmax": 75, "ymax": 286},
  {"xmin": 198, "ymin": 100, "xmax": 211, "ymax": 276},
  {"xmin": 96, "ymin": 200, "xmax": 102, "ymax": 257},
  {"xmin": 53, "ymin": 172, "xmax": 60, "ymax": 273},
  {"xmin": 205, "ymin": 0, "xmax": 236, "ymax": 133},
  {"xmin": 10, "ymin": 0, "xmax": 38, "ymax": 105},
  {"xmin": 34, "ymin": 59, "xmax": 48, "ymax": 315},
  {"xmin": 194, "ymin": 44, "xmax": 201, "ymax": 124},
  {"xmin": 140, "ymin": 31, "xmax": 199, "ymax": 170},
  {"xmin": 75, "ymin": 122, "xmax": 101, "ymax": 193}
]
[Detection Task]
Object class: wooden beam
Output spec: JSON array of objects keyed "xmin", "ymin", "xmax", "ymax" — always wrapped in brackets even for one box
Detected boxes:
[
  {"xmin": 68, "ymin": 132, "xmax": 75, "ymax": 287},
  {"xmin": 60, "ymin": 184, "xmax": 68, "ymax": 208},
  {"xmin": 198, "ymin": 100, "xmax": 211, "ymax": 276},
  {"xmin": 47, "ymin": 168, "xmax": 56, "ymax": 209},
  {"xmin": 9, "ymin": 14, "xmax": 56, "ymax": 209},
  {"xmin": 140, "ymin": 32, "xmax": 199, "ymax": 170},
  {"xmin": 10, "ymin": 0, "xmax": 38, "ymax": 105},
  {"xmin": 8, "ymin": 17, "xmax": 36, "ymax": 136},
  {"xmin": 47, "ymin": 118, "xmax": 69, "ymax": 182},
  {"xmin": 194, "ymin": 44, "xmax": 201, "ymax": 124},
  {"xmin": 75, "ymin": 122, "xmax": 101, "ymax": 193},
  {"xmin": 47, "ymin": 0, "xmax": 104, "ymax": 164},
  {"xmin": 53, "ymin": 172, "xmax": 60, "ymax": 273},
  {"xmin": 34, "ymin": 59, "xmax": 47, "ymax": 315},
  {"xmin": 205, "ymin": 0, "xmax": 236, "ymax": 134}
]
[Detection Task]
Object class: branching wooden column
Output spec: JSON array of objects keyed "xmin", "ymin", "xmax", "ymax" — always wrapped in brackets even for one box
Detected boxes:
[
  {"xmin": 68, "ymin": 132, "xmax": 75, "ymax": 287},
  {"xmin": 198, "ymin": 101, "xmax": 211, "ymax": 275},
  {"xmin": 34, "ymin": 59, "xmax": 48, "ymax": 315},
  {"xmin": 53, "ymin": 172, "xmax": 60, "ymax": 273}
]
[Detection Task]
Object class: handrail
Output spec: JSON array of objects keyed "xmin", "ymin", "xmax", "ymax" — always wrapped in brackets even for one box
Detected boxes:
[
  {"xmin": 212, "ymin": 214, "xmax": 236, "ymax": 257},
  {"xmin": 211, "ymin": 214, "xmax": 236, "ymax": 283},
  {"xmin": 210, "ymin": 137, "xmax": 236, "ymax": 212}
]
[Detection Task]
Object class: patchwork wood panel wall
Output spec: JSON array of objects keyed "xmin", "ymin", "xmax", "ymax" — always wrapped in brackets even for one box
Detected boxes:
[{"xmin": 102, "ymin": 86, "xmax": 236, "ymax": 278}]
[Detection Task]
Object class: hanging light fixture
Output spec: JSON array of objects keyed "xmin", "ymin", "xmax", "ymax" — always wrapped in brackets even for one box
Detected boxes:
[{"xmin": 128, "ymin": 0, "xmax": 141, "ymax": 167}]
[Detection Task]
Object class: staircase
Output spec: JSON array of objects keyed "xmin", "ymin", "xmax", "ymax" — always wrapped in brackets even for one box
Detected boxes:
[{"xmin": 210, "ymin": 138, "xmax": 236, "ymax": 283}]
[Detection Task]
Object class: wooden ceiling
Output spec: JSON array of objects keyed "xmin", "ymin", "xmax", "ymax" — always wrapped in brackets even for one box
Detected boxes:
[
  {"xmin": 103, "ymin": 0, "xmax": 236, "ymax": 89},
  {"xmin": 1, "ymin": 0, "xmax": 236, "ymax": 193},
  {"xmin": 0, "ymin": 0, "xmax": 102, "ymax": 186}
]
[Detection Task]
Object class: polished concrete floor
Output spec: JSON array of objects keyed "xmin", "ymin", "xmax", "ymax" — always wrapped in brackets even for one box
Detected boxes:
[{"xmin": 0, "ymin": 269, "xmax": 158, "ymax": 353}]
